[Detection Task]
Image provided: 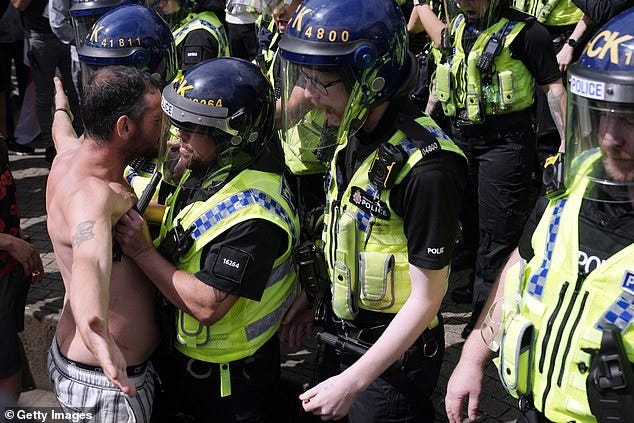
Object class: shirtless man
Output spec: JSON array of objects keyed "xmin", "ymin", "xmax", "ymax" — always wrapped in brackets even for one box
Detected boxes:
[{"xmin": 46, "ymin": 66, "xmax": 163, "ymax": 421}]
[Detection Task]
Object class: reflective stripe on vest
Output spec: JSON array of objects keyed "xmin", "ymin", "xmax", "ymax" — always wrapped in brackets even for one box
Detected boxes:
[
  {"xmin": 526, "ymin": 197, "xmax": 568, "ymax": 299},
  {"xmin": 189, "ymin": 188, "xmax": 298, "ymax": 246},
  {"xmin": 513, "ymin": 0, "xmax": 583, "ymax": 26},
  {"xmin": 596, "ymin": 290, "xmax": 634, "ymax": 332}
]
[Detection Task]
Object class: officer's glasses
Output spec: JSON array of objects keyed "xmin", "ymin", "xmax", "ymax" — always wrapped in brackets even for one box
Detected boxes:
[{"xmin": 300, "ymin": 68, "xmax": 342, "ymax": 96}]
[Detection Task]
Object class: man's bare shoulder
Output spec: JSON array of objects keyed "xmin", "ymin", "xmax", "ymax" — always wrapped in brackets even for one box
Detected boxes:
[{"xmin": 48, "ymin": 158, "xmax": 136, "ymax": 223}]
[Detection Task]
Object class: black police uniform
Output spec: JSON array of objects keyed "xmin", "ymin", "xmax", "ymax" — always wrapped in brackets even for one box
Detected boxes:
[
  {"xmin": 331, "ymin": 96, "xmax": 467, "ymax": 421},
  {"xmin": 453, "ymin": 8, "xmax": 562, "ymax": 327}
]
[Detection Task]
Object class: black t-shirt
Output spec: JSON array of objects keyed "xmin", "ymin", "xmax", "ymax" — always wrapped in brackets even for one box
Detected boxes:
[
  {"xmin": 519, "ymin": 193, "xmax": 634, "ymax": 276},
  {"xmin": 195, "ymin": 219, "xmax": 287, "ymax": 301},
  {"xmin": 572, "ymin": 0, "xmax": 630, "ymax": 25},
  {"xmin": 179, "ymin": 28, "xmax": 220, "ymax": 72},
  {"xmin": 503, "ymin": 9, "xmax": 563, "ymax": 86},
  {"xmin": 340, "ymin": 97, "xmax": 467, "ymax": 270}
]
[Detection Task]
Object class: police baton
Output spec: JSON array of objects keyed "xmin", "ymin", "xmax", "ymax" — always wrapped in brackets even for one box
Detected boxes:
[{"xmin": 316, "ymin": 331, "xmax": 368, "ymax": 357}]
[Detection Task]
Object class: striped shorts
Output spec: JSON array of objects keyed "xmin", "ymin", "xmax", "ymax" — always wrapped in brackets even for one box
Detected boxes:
[{"xmin": 48, "ymin": 340, "xmax": 155, "ymax": 423}]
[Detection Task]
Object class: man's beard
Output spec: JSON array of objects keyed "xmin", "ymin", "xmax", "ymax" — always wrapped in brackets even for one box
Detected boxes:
[
  {"xmin": 603, "ymin": 154, "xmax": 634, "ymax": 183},
  {"xmin": 126, "ymin": 127, "xmax": 160, "ymax": 160}
]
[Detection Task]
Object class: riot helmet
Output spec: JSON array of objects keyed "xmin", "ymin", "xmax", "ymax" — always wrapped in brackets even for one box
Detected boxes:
[
  {"xmin": 566, "ymin": 7, "xmax": 634, "ymax": 204},
  {"xmin": 69, "ymin": 0, "xmax": 137, "ymax": 49},
  {"xmin": 277, "ymin": 0, "xmax": 413, "ymax": 159},
  {"xmin": 78, "ymin": 5, "xmax": 178, "ymax": 88},
  {"xmin": 226, "ymin": 0, "xmax": 300, "ymax": 30},
  {"xmin": 161, "ymin": 57, "xmax": 276, "ymax": 187}
]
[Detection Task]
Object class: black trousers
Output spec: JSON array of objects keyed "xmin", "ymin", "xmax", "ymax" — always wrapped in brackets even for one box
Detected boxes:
[
  {"xmin": 450, "ymin": 112, "xmax": 536, "ymax": 322},
  {"xmin": 151, "ymin": 336, "xmax": 282, "ymax": 423},
  {"xmin": 226, "ymin": 22, "xmax": 259, "ymax": 62},
  {"xmin": 335, "ymin": 319, "xmax": 445, "ymax": 422}
]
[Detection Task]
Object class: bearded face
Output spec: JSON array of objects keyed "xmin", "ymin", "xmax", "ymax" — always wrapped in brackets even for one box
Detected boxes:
[{"xmin": 599, "ymin": 112, "xmax": 634, "ymax": 183}]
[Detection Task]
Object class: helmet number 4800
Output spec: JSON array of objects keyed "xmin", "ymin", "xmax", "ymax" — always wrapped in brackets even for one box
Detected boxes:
[{"xmin": 303, "ymin": 26, "xmax": 349, "ymax": 43}]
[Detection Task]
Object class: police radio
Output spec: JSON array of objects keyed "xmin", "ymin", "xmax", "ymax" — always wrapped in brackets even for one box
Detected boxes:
[
  {"xmin": 157, "ymin": 221, "xmax": 195, "ymax": 263},
  {"xmin": 543, "ymin": 153, "xmax": 565, "ymax": 198},
  {"xmin": 476, "ymin": 35, "xmax": 502, "ymax": 73},
  {"xmin": 368, "ymin": 142, "xmax": 406, "ymax": 191}
]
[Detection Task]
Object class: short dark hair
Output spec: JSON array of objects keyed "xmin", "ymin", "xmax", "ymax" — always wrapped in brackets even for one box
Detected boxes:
[{"xmin": 81, "ymin": 66, "xmax": 160, "ymax": 143}]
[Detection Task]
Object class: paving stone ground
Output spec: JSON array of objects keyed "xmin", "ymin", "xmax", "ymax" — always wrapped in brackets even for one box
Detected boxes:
[{"xmin": 11, "ymin": 149, "xmax": 517, "ymax": 422}]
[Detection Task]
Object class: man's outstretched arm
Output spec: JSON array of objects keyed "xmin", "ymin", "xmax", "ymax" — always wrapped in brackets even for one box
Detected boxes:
[{"xmin": 52, "ymin": 77, "xmax": 82, "ymax": 153}]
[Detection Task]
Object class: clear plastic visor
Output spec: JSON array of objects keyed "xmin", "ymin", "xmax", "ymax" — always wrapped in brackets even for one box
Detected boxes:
[
  {"xmin": 159, "ymin": 102, "xmax": 252, "ymax": 187},
  {"xmin": 226, "ymin": 0, "xmax": 266, "ymax": 17},
  {"xmin": 279, "ymin": 60, "xmax": 344, "ymax": 165},
  {"xmin": 565, "ymin": 97, "xmax": 634, "ymax": 204},
  {"xmin": 70, "ymin": 13, "xmax": 102, "ymax": 49},
  {"xmin": 159, "ymin": 120, "xmax": 242, "ymax": 188}
]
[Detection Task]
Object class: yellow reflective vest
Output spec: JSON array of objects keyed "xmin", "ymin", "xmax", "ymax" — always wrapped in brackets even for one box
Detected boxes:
[
  {"xmin": 512, "ymin": 0, "xmax": 583, "ymax": 26},
  {"xmin": 498, "ymin": 150, "xmax": 634, "ymax": 422},
  {"xmin": 161, "ymin": 169, "xmax": 299, "ymax": 394},
  {"xmin": 323, "ymin": 115, "xmax": 466, "ymax": 319},
  {"xmin": 436, "ymin": 16, "xmax": 534, "ymax": 123}
]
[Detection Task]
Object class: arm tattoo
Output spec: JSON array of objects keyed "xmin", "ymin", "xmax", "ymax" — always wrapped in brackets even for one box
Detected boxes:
[
  {"xmin": 213, "ymin": 286, "xmax": 230, "ymax": 303},
  {"xmin": 72, "ymin": 220, "xmax": 96, "ymax": 247},
  {"xmin": 547, "ymin": 89, "xmax": 567, "ymax": 143}
]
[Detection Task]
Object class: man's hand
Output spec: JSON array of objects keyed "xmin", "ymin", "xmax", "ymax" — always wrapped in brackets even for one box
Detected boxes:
[
  {"xmin": 4, "ymin": 235, "xmax": 44, "ymax": 281},
  {"xmin": 52, "ymin": 76, "xmax": 81, "ymax": 152},
  {"xmin": 87, "ymin": 316, "xmax": 136, "ymax": 396},
  {"xmin": 280, "ymin": 290, "xmax": 315, "ymax": 350},
  {"xmin": 114, "ymin": 209, "xmax": 153, "ymax": 260},
  {"xmin": 54, "ymin": 76, "xmax": 71, "ymax": 114},
  {"xmin": 445, "ymin": 356, "xmax": 486, "ymax": 423},
  {"xmin": 299, "ymin": 371, "xmax": 361, "ymax": 421}
]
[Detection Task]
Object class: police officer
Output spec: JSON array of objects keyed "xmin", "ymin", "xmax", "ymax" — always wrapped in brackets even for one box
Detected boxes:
[
  {"xmin": 445, "ymin": 8, "xmax": 634, "ymax": 422},
  {"xmin": 420, "ymin": 0, "xmax": 567, "ymax": 337},
  {"xmin": 115, "ymin": 57, "xmax": 299, "ymax": 422},
  {"xmin": 150, "ymin": 0, "xmax": 229, "ymax": 72},
  {"xmin": 279, "ymin": 0, "xmax": 468, "ymax": 420}
]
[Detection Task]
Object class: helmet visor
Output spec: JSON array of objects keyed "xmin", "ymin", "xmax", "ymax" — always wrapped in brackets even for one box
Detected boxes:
[
  {"xmin": 70, "ymin": 13, "xmax": 102, "ymax": 49},
  {"xmin": 160, "ymin": 90, "xmax": 256, "ymax": 187},
  {"xmin": 566, "ymin": 97, "xmax": 634, "ymax": 204},
  {"xmin": 226, "ymin": 0, "xmax": 264, "ymax": 17},
  {"xmin": 279, "ymin": 60, "xmax": 344, "ymax": 165}
]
